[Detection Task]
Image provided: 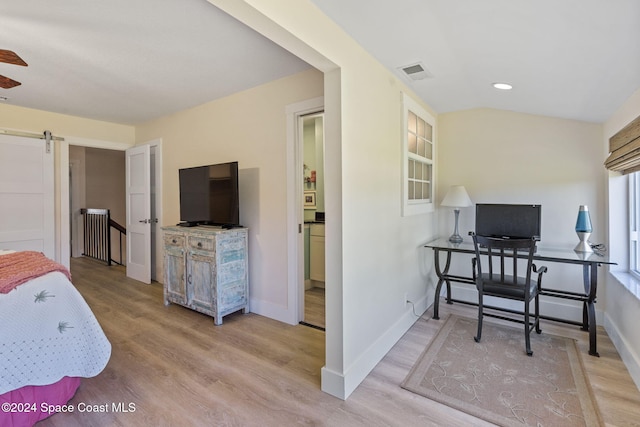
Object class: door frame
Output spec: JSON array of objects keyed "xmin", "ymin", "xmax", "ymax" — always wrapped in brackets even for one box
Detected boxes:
[
  {"xmin": 285, "ymin": 96, "xmax": 324, "ymax": 324},
  {"xmin": 58, "ymin": 138, "xmax": 162, "ymax": 276},
  {"xmin": 149, "ymin": 141, "xmax": 163, "ymax": 282}
]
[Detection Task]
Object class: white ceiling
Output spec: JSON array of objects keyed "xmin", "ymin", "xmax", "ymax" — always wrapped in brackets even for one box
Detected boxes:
[
  {"xmin": 0, "ymin": 0, "xmax": 311, "ymax": 125},
  {"xmin": 311, "ymin": 0, "xmax": 640, "ymax": 123},
  {"xmin": 1, "ymin": 0, "xmax": 639, "ymax": 125}
]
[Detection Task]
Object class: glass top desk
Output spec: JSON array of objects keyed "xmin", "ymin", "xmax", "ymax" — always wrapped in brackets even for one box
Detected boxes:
[{"xmin": 424, "ymin": 237, "xmax": 616, "ymax": 356}]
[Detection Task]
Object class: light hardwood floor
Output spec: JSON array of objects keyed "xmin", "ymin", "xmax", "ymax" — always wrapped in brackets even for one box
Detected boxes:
[
  {"xmin": 303, "ymin": 287, "xmax": 325, "ymax": 329},
  {"xmin": 40, "ymin": 257, "xmax": 640, "ymax": 426}
]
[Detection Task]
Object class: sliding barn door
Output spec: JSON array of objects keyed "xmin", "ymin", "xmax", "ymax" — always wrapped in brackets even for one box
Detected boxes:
[{"xmin": 0, "ymin": 134, "xmax": 55, "ymax": 258}]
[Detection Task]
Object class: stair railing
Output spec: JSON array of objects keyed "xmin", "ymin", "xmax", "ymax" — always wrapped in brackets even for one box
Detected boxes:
[{"xmin": 80, "ymin": 208, "xmax": 126, "ymax": 266}]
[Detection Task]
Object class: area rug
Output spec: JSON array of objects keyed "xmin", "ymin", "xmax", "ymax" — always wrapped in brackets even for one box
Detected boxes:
[{"xmin": 402, "ymin": 315, "xmax": 603, "ymax": 427}]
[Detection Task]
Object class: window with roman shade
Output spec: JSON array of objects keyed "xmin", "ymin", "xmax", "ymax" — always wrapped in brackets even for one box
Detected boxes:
[{"xmin": 605, "ymin": 114, "xmax": 640, "ymax": 174}]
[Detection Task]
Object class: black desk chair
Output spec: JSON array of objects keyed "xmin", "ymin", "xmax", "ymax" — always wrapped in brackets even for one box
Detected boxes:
[{"xmin": 471, "ymin": 233, "xmax": 547, "ymax": 356}]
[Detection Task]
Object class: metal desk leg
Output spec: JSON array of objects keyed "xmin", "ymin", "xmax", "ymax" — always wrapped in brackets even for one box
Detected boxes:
[
  {"xmin": 583, "ymin": 262, "xmax": 599, "ymax": 357},
  {"xmin": 432, "ymin": 248, "xmax": 452, "ymax": 320}
]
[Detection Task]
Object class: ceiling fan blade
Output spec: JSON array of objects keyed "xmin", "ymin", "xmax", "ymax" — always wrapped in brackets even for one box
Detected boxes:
[
  {"xmin": 0, "ymin": 74, "xmax": 22, "ymax": 89},
  {"xmin": 0, "ymin": 49, "xmax": 28, "ymax": 67}
]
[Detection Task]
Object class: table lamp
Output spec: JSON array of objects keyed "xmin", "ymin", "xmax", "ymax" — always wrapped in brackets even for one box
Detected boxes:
[
  {"xmin": 574, "ymin": 205, "xmax": 593, "ymax": 253},
  {"xmin": 441, "ymin": 185, "xmax": 473, "ymax": 243}
]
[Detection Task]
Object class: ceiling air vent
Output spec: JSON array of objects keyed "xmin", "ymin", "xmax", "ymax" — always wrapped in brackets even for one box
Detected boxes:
[{"xmin": 399, "ymin": 62, "xmax": 433, "ymax": 81}]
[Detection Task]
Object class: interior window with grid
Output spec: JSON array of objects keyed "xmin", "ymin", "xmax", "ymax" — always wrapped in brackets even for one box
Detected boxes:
[{"xmin": 402, "ymin": 93, "xmax": 435, "ymax": 216}]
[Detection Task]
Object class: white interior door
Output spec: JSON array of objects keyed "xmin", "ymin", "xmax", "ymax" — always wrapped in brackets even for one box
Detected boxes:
[
  {"xmin": 0, "ymin": 134, "xmax": 54, "ymax": 258},
  {"xmin": 126, "ymin": 145, "xmax": 151, "ymax": 283}
]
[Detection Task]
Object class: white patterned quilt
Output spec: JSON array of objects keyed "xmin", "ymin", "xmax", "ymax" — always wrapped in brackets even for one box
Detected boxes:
[{"xmin": 0, "ymin": 271, "xmax": 111, "ymax": 394}]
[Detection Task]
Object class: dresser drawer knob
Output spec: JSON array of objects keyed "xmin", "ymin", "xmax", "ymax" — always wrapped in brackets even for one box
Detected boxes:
[
  {"xmin": 172, "ymin": 239, "xmax": 177, "ymax": 244},
  {"xmin": 197, "ymin": 242, "xmax": 203, "ymax": 248}
]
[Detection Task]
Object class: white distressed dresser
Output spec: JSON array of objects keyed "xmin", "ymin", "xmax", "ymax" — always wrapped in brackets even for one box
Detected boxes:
[{"xmin": 161, "ymin": 225, "xmax": 249, "ymax": 325}]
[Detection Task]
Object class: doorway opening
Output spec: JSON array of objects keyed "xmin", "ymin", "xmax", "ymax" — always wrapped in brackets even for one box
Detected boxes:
[
  {"xmin": 66, "ymin": 141, "xmax": 162, "ymax": 283},
  {"xmin": 69, "ymin": 146, "xmax": 126, "ymax": 263},
  {"xmin": 300, "ymin": 112, "xmax": 325, "ymax": 330}
]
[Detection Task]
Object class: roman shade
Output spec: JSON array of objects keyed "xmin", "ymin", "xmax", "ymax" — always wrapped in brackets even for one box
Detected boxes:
[{"xmin": 605, "ymin": 114, "xmax": 640, "ymax": 174}]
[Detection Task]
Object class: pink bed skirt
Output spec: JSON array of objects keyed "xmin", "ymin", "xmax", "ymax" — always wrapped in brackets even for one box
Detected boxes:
[{"xmin": 0, "ymin": 377, "xmax": 81, "ymax": 427}]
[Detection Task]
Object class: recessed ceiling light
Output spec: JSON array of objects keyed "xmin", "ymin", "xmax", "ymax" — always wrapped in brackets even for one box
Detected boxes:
[{"xmin": 493, "ymin": 82, "xmax": 513, "ymax": 90}]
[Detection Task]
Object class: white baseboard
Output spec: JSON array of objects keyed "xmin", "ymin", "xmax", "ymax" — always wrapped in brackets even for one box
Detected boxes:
[
  {"xmin": 320, "ymin": 366, "xmax": 346, "ymax": 400},
  {"xmin": 604, "ymin": 313, "xmax": 640, "ymax": 391},
  {"xmin": 321, "ymin": 292, "xmax": 434, "ymax": 400}
]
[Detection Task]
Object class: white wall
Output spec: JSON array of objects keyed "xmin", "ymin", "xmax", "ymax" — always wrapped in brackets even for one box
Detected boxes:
[
  {"xmin": 223, "ymin": 1, "xmax": 640, "ymax": 398},
  {"xmin": 209, "ymin": 0, "xmax": 439, "ymax": 399},
  {"xmin": 438, "ymin": 108, "xmax": 606, "ymax": 323},
  {"xmin": 604, "ymin": 87, "xmax": 640, "ymax": 389},
  {"xmin": 135, "ymin": 69, "xmax": 325, "ymax": 323},
  {"xmin": 3, "ymin": 2, "xmax": 440, "ymax": 400},
  {"xmin": 85, "ymin": 148, "xmax": 126, "ymax": 226},
  {"xmin": 11, "ymin": 0, "xmax": 631, "ymax": 401}
]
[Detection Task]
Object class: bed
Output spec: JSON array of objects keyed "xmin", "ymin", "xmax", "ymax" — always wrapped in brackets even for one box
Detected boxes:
[{"xmin": 0, "ymin": 250, "xmax": 111, "ymax": 426}]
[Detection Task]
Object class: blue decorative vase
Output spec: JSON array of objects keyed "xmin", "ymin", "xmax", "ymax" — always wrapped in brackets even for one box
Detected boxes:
[{"xmin": 574, "ymin": 205, "xmax": 593, "ymax": 252}]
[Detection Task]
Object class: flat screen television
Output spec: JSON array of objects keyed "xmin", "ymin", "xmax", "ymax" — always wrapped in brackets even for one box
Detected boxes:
[
  {"xmin": 178, "ymin": 161, "xmax": 240, "ymax": 228},
  {"xmin": 475, "ymin": 204, "xmax": 541, "ymax": 240}
]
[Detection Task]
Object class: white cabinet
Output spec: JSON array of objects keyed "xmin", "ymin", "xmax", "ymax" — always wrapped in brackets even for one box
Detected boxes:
[
  {"xmin": 162, "ymin": 226, "xmax": 249, "ymax": 325},
  {"xmin": 309, "ymin": 223, "xmax": 325, "ymax": 283}
]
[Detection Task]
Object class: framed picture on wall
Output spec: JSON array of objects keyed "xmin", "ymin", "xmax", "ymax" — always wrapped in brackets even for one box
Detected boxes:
[{"xmin": 304, "ymin": 191, "xmax": 317, "ymax": 209}]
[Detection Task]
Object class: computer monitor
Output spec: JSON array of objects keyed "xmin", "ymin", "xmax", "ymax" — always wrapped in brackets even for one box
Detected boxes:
[{"xmin": 475, "ymin": 204, "xmax": 541, "ymax": 240}]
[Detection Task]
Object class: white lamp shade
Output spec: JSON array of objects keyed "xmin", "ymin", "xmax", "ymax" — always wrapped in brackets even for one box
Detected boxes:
[{"xmin": 441, "ymin": 185, "xmax": 472, "ymax": 208}]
